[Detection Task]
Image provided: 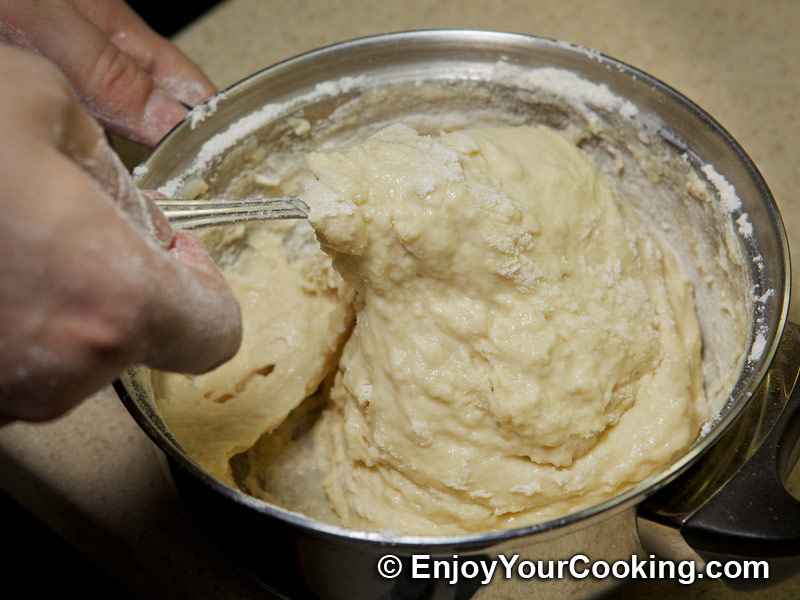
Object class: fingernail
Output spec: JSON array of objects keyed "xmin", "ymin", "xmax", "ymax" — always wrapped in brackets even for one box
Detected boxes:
[
  {"xmin": 144, "ymin": 89, "xmax": 188, "ymax": 140},
  {"xmin": 175, "ymin": 78, "xmax": 216, "ymax": 107}
]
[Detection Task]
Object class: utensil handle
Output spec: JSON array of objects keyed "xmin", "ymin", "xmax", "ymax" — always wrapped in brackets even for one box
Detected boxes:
[{"xmin": 681, "ymin": 339, "xmax": 800, "ymax": 589}]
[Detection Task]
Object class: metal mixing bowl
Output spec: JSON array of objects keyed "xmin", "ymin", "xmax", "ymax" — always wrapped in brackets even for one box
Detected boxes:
[{"xmin": 115, "ymin": 31, "xmax": 800, "ymax": 599}]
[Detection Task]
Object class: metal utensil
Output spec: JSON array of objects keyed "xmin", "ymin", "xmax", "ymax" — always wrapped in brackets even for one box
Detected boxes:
[{"xmin": 154, "ymin": 196, "xmax": 308, "ymax": 229}]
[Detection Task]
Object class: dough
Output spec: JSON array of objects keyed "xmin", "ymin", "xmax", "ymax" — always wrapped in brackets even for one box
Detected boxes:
[
  {"xmin": 154, "ymin": 123, "xmax": 707, "ymax": 535},
  {"xmin": 153, "ymin": 222, "xmax": 354, "ymax": 485},
  {"xmin": 304, "ymin": 124, "xmax": 706, "ymax": 534}
]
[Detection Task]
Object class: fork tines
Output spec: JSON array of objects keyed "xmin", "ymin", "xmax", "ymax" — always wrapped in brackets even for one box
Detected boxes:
[{"xmin": 155, "ymin": 197, "xmax": 309, "ymax": 229}]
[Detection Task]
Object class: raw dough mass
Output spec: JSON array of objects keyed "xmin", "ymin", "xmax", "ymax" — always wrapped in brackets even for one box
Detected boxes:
[{"xmin": 154, "ymin": 123, "xmax": 707, "ymax": 535}]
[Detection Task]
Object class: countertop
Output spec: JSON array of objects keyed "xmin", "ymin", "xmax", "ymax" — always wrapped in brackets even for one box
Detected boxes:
[{"xmin": 1, "ymin": 1, "xmax": 799, "ymax": 598}]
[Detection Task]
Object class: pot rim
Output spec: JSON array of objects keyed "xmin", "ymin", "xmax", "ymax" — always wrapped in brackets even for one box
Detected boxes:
[{"xmin": 121, "ymin": 29, "xmax": 791, "ymax": 549}]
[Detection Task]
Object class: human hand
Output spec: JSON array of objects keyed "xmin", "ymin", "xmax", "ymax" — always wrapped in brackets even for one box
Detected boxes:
[
  {"xmin": 0, "ymin": 45, "xmax": 241, "ymax": 422},
  {"xmin": 0, "ymin": 0, "xmax": 217, "ymax": 146}
]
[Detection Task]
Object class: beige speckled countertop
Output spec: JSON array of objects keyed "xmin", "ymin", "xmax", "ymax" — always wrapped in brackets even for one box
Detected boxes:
[{"xmin": 1, "ymin": 1, "xmax": 799, "ymax": 598}]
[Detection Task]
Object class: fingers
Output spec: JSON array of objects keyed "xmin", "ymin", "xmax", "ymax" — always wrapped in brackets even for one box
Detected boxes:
[
  {"xmin": 0, "ymin": 144, "xmax": 241, "ymax": 420},
  {"xmin": 0, "ymin": 47, "xmax": 240, "ymax": 421},
  {"xmin": 142, "ymin": 229, "xmax": 243, "ymax": 374},
  {"xmin": 0, "ymin": 0, "xmax": 217, "ymax": 146},
  {"xmin": 47, "ymin": 97, "xmax": 243, "ymax": 373},
  {"xmin": 56, "ymin": 98, "xmax": 176, "ymax": 246},
  {"xmin": 133, "ymin": 193, "xmax": 243, "ymax": 373},
  {"xmin": 64, "ymin": 141, "xmax": 243, "ymax": 374},
  {"xmin": 69, "ymin": 0, "xmax": 216, "ymax": 107}
]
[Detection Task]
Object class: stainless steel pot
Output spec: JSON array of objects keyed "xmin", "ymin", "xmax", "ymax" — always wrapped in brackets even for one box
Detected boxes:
[{"xmin": 115, "ymin": 31, "xmax": 800, "ymax": 599}]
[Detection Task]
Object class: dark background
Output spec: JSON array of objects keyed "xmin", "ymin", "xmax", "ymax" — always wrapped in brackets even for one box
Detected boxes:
[
  {"xmin": 2, "ymin": 5, "xmax": 224, "ymax": 598},
  {"xmin": 127, "ymin": 0, "xmax": 224, "ymax": 37}
]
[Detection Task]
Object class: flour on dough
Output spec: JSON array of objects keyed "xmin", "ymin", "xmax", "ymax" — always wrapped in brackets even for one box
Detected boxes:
[
  {"xmin": 303, "ymin": 124, "xmax": 706, "ymax": 534},
  {"xmin": 154, "ymin": 123, "xmax": 707, "ymax": 536}
]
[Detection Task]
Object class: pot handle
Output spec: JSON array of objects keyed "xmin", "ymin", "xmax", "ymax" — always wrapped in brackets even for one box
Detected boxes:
[
  {"xmin": 680, "ymin": 365, "xmax": 800, "ymax": 587},
  {"xmin": 638, "ymin": 320, "xmax": 800, "ymax": 590}
]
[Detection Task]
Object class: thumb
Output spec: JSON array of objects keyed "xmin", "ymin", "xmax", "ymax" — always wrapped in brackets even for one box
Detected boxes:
[{"xmin": 141, "ymin": 229, "xmax": 243, "ymax": 374}]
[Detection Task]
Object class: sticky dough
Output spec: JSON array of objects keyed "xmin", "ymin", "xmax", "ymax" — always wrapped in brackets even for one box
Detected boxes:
[
  {"xmin": 304, "ymin": 124, "xmax": 706, "ymax": 534},
  {"xmin": 155, "ymin": 123, "xmax": 707, "ymax": 535},
  {"xmin": 152, "ymin": 222, "xmax": 354, "ymax": 484}
]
